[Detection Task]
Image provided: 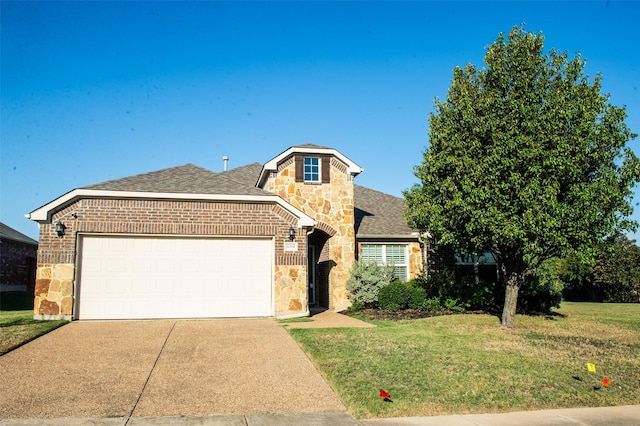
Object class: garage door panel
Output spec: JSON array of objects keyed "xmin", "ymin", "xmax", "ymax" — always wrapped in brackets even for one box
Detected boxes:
[{"xmin": 78, "ymin": 236, "xmax": 273, "ymax": 320}]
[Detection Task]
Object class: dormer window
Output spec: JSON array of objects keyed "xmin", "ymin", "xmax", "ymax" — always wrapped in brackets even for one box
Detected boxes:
[
  {"xmin": 294, "ymin": 154, "xmax": 331, "ymax": 184},
  {"xmin": 303, "ymin": 157, "xmax": 320, "ymax": 182}
]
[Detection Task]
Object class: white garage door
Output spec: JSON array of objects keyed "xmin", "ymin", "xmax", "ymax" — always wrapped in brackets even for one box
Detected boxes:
[{"xmin": 77, "ymin": 235, "xmax": 273, "ymax": 320}]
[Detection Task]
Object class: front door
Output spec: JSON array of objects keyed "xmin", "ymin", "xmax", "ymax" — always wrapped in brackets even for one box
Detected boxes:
[
  {"xmin": 308, "ymin": 230, "xmax": 331, "ymax": 310},
  {"xmin": 307, "ymin": 246, "xmax": 316, "ymax": 306}
]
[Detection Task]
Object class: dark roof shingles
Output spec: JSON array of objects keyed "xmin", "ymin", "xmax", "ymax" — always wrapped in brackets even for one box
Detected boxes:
[
  {"xmin": 354, "ymin": 185, "xmax": 415, "ymax": 237},
  {"xmin": 83, "ymin": 164, "xmax": 272, "ymax": 196},
  {"xmin": 79, "ymin": 162, "xmax": 413, "ymax": 238},
  {"xmin": 0, "ymin": 222, "xmax": 38, "ymax": 245}
]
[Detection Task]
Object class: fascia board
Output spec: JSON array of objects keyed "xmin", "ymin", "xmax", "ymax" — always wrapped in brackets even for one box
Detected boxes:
[
  {"xmin": 26, "ymin": 189, "xmax": 316, "ymax": 228},
  {"xmin": 355, "ymin": 234, "xmax": 420, "ymax": 241},
  {"xmin": 257, "ymin": 147, "xmax": 364, "ymax": 187}
]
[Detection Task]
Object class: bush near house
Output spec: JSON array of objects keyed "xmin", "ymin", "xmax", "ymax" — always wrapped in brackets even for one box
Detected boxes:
[
  {"xmin": 348, "ymin": 262, "xmax": 564, "ymax": 316},
  {"xmin": 347, "ymin": 260, "xmax": 395, "ymax": 308},
  {"xmin": 377, "ymin": 281, "xmax": 411, "ymax": 311}
]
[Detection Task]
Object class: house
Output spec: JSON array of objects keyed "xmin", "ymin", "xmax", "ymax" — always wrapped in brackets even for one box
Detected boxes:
[
  {"xmin": 27, "ymin": 145, "xmax": 424, "ymax": 320},
  {"xmin": 0, "ymin": 222, "xmax": 38, "ymax": 292}
]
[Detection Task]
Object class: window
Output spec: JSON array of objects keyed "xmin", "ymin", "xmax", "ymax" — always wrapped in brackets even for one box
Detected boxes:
[
  {"xmin": 360, "ymin": 243, "xmax": 408, "ymax": 281},
  {"xmin": 303, "ymin": 157, "xmax": 320, "ymax": 182}
]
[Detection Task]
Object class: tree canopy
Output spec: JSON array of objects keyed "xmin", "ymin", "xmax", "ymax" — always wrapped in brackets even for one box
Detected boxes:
[
  {"xmin": 404, "ymin": 26, "xmax": 640, "ymax": 327},
  {"xmin": 592, "ymin": 234, "xmax": 640, "ymax": 303}
]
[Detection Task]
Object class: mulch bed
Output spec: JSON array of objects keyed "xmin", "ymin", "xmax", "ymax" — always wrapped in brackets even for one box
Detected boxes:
[{"xmin": 346, "ymin": 308, "xmax": 491, "ymax": 321}]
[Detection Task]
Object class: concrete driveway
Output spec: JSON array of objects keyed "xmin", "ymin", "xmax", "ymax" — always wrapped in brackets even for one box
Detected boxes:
[{"xmin": 0, "ymin": 319, "xmax": 347, "ymax": 420}]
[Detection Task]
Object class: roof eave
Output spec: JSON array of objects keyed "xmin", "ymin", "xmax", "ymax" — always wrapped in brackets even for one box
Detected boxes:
[
  {"xmin": 27, "ymin": 189, "xmax": 316, "ymax": 228},
  {"xmin": 356, "ymin": 233, "xmax": 421, "ymax": 241}
]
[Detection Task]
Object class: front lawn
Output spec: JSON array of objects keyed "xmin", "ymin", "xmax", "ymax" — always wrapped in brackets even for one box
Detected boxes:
[
  {"xmin": 287, "ymin": 302, "xmax": 640, "ymax": 419},
  {"xmin": 0, "ymin": 292, "xmax": 68, "ymax": 355}
]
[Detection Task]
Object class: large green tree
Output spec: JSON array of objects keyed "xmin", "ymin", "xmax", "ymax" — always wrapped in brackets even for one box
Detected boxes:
[
  {"xmin": 404, "ymin": 27, "xmax": 640, "ymax": 327},
  {"xmin": 592, "ymin": 234, "xmax": 640, "ymax": 303}
]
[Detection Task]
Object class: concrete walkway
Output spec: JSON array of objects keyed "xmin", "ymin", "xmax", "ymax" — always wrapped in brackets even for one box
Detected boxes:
[
  {"xmin": 281, "ymin": 310, "xmax": 376, "ymax": 329},
  {"xmin": 1, "ymin": 405, "xmax": 639, "ymax": 425},
  {"xmin": 361, "ymin": 405, "xmax": 640, "ymax": 425}
]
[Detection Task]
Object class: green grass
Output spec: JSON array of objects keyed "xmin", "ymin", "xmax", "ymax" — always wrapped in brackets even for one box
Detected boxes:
[
  {"xmin": 287, "ymin": 302, "xmax": 640, "ymax": 419},
  {"xmin": 1, "ymin": 292, "xmax": 68, "ymax": 355}
]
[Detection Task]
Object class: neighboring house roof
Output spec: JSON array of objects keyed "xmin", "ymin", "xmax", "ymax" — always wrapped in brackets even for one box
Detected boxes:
[
  {"xmin": 354, "ymin": 185, "xmax": 416, "ymax": 239},
  {"xmin": 0, "ymin": 222, "xmax": 38, "ymax": 245}
]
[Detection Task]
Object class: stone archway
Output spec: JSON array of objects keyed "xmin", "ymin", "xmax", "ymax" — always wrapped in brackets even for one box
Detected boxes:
[{"xmin": 307, "ymin": 224, "xmax": 335, "ymax": 311}]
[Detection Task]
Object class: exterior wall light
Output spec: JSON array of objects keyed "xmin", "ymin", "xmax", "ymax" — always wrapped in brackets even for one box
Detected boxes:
[
  {"xmin": 55, "ymin": 220, "xmax": 66, "ymax": 237},
  {"xmin": 288, "ymin": 225, "xmax": 296, "ymax": 241}
]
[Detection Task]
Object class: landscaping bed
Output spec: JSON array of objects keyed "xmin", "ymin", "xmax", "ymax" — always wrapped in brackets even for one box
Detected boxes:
[{"xmin": 348, "ymin": 308, "xmax": 489, "ymax": 321}]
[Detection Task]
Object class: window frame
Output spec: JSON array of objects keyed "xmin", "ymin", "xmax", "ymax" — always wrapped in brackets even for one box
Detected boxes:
[
  {"xmin": 303, "ymin": 156, "xmax": 321, "ymax": 183},
  {"xmin": 360, "ymin": 243, "xmax": 409, "ymax": 281}
]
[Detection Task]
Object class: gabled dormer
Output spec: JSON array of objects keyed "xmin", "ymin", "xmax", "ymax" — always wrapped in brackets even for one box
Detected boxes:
[
  {"xmin": 257, "ymin": 144, "xmax": 363, "ymax": 222},
  {"xmin": 257, "ymin": 144, "xmax": 363, "ymax": 188}
]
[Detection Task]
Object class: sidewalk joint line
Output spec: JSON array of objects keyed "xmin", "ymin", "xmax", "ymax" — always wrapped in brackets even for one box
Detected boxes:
[{"xmin": 124, "ymin": 321, "xmax": 177, "ymax": 425}]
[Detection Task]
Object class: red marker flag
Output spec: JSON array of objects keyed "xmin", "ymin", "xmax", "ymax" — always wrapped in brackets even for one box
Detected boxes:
[
  {"xmin": 379, "ymin": 389, "xmax": 391, "ymax": 399},
  {"xmin": 602, "ymin": 377, "xmax": 612, "ymax": 387}
]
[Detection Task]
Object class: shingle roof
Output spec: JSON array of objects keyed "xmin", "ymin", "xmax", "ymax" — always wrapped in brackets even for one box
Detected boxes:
[
  {"xmin": 83, "ymin": 164, "xmax": 273, "ymax": 196},
  {"xmin": 293, "ymin": 143, "xmax": 332, "ymax": 150},
  {"xmin": 219, "ymin": 162, "xmax": 263, "ymax": 187},
  {"xmin": 78, "ymin": 161, "xmax": 415, "ymax": 238},
  {"xmin": 0, "ymin": 222, "xmax": 38, "ymax": 245},
  {"xmin": 354, "ymin": 185, "xmax": 415, "ymax": 238}
]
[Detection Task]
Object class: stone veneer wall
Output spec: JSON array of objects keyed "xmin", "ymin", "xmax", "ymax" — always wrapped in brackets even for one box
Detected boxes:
[
  {"xmin": 274, "ymin": 265, "xmax": 306, "ymax": 314},
  {"xmin": 408, "ymin": 241, "xmax": 424, "ymax": 280},
  {"xmin": 34, "ymin": 263, "xmax": 74, "ymax": 319},
  {"xmin": 266, "ymin": 156, "xmax": 355, "ymax": 311},
  {"xmin": 34, "ymin": 198, "xmax": 307, "ymax": 319}
]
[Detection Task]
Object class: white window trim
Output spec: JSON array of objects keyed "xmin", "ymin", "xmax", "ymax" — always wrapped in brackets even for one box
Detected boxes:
[
  {"xmin": 360, "ymin": 243, "xmax": 409, "ymax": 281},
  {"xmin": 303, "ymin": 156, "xmax": 321, "ymax": 183}
]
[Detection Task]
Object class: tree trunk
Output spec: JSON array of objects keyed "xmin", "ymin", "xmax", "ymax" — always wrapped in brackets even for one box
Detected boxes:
[
  {"xmin": 496, "ymin": 250, "xmax": 529, "ymax": 328},
  {"xmin": 501, "ymin": 280, "xmax": 520, "ymax": 328}
]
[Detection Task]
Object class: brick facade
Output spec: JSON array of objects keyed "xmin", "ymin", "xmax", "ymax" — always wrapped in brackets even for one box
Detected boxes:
[
  {"xmin": 1, "ymin": 238, "xmax": 37, "ymax": 291},
  {"xmin": 34, "ymin": 198, "xmax": 307, "ymax": 319}
]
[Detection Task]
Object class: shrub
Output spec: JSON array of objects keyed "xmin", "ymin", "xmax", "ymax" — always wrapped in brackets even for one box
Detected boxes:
[
  {"xmin": 419, "ymin": 269, "xmax": 498, "ymax": 312},
  {"xmin": 421, "ymin": 297, "xmax": 443, "ymax": 312},
  {"xmin": 345, "ymin": 301, "xmax": 364, "ymax": 313},
  {"xmin": 444, "ymin": 298, "xmax": 465, "ymax": 312},
  {"xmin": 347, "ymin": 260, "xmax": 395, "ymax": 307},
  {"xmin": 378, "ymin": 280, "xmax": 411, "ymax": 311},
  {"xmin": 420, "ymin": 270, "xmax": 455, "ymax": 299},
  {"xmin": 408, "ymin": 285, "xmax": 427, "ymax": 309}
]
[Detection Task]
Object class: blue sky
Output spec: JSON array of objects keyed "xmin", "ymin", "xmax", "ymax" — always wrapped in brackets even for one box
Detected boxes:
[{"xmin": 2, "ymin": 1, "xmax": 639, "ymax": 242}]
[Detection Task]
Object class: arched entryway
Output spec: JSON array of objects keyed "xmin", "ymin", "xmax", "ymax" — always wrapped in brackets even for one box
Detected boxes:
[{"xmin": 307, "ymin": 228, "xmax": 333, "ymax": 311}]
